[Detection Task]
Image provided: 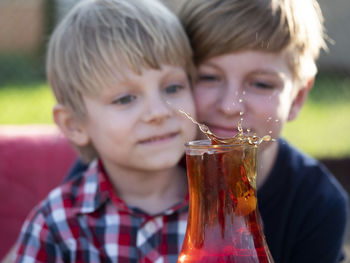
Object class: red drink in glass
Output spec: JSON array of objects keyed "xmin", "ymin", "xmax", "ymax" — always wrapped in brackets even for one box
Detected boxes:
[{"xmin": 178, "ymin": 140, "xmax": 274, "ymax": 263}]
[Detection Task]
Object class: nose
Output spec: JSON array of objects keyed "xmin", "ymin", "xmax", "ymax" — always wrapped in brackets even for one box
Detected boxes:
[
  {"xmin": 142, "ymin": 93, "xmax": 172, "ymax": 124},
  {"xmin": 217, "ymin": 83, "xmax": 244, "ymax": 116}
]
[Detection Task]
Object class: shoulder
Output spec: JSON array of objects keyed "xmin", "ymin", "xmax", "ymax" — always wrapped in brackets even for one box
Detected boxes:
[
  {"xmin": 274, "ymin": 138, "xmax": 348, "ymax": 216},
  {"xmin": 15, "ymin": 161, "xmax": 102, "ymax": 258},
  {"xmin": 281, "ymin": 140, "xmax": 346, "ymax": 190},
  {"xmin": 63, "ymin": 158, "xmax": 89, "ymax": 183},
  {"xmin": 22, "ymin": 161, "xmax": 101, "ymax": 235},
  {"xmin": 260, "ymin": 138, "xmax": 348, "ymax": 220},
  {"xmin": 276, "ymin": 138, "xmax": 326, "ymax": 175},
  {"xmin": 259, "ymin": 139, "xmax": 349, "ymax": 262}
]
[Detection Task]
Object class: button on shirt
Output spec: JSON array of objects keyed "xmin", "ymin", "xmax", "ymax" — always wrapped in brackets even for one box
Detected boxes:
[{"xmin": 14, "ymin": 160, "xmax": 189, "ymax": 263}]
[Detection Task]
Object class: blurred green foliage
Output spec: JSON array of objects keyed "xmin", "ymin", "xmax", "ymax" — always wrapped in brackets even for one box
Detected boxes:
[
  {"xmin": 283, "ymin": 102, "xmax": 350, "ymax": 158},
  {"xmin": 0, "ymin": 54, "xmax": 46, "ymax": 86},
  {"xmin": 309, "ymin": 73, "xmax": 350, "ymax": 103},
  {"xmin": 282, "ymin": 73, "xmax": 350, "ymax": 158},
  {"xmin": 0, "ymin": 83, "xmax": 54, "ymax": 124},
  {"xmin": 0, "ymin": 0, "xmax": 56, "ymax": 86}
]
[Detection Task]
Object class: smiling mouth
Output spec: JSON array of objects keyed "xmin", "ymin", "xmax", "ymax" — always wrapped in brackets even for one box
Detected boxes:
[{"xmin": 139, "ymin": 132, "xmax": 179, "ymax": 144}]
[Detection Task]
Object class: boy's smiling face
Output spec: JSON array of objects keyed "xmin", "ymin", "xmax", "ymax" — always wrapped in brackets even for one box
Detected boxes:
[
  {"xmin": 78, "ymin": 65, "xmax": 197, "ymax": 173},
  {"xmin": 194, "ymin": 50, "xmax": 309, "ymax": 151}
]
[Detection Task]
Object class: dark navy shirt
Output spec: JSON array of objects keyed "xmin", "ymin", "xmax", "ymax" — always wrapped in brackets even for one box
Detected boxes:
[
  {"xmin": 66, "ymin": 138, "xmax": 349, "ymax": 263},
  {"xmin": 258, "ymin": 138, "xmax": 349, "ymax": 263}
]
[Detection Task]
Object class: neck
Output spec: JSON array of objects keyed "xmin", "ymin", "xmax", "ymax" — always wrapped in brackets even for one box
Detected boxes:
[
  {"xmin": 103, "ymin": 162, "xmax": 188, "ymax": 215},
  {"xmin": 257, "ymin": 140, "xmax": 279, "ymax": 189}
]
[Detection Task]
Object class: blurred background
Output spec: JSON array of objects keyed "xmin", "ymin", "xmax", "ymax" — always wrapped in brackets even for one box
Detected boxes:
[{"xmin": 0, "ymin": 0, "xmax": 349, "ymax": 260}]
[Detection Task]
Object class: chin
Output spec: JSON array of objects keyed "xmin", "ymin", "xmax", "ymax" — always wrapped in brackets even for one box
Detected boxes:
[
  {"xmin": 144, "ymin": 153, "xmax": 183, "ymax": 170},
  {"xmin": 258, "ymin": 140, "xmax": 277, "ymax": 153},
  {"xmin": 143, "ymin": 162, "xmax": 179, "ymax": 172}
]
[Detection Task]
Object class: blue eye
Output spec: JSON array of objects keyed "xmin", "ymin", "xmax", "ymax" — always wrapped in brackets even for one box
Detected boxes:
[
  {"xmin": 165, "ymin": 84, "xmax": 183, "ymax": 94},
  {"xmin": 113, "ymin": 94, "xmax": 136, "ymax": 105}
]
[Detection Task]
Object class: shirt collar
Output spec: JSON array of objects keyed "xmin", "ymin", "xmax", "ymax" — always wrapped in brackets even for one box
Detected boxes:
[{"xmin": 78, "ymin": 159, "xmax": 189, "ymax": 217}]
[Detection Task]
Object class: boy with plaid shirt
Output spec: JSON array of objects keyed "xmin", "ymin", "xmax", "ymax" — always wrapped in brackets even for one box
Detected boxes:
[{"xmin": 13, "ymin": 0, "xmax": 197, "ymax": 262}]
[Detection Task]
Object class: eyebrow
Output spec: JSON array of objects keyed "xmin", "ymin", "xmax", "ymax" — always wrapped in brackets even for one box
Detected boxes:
[
  {"xmin": 249, "ymin": 70, "xmax": 287, "ymax": 80},
  {"xmin": 200, "ymin": 62, "xmax": 287, "ymax": 80}
]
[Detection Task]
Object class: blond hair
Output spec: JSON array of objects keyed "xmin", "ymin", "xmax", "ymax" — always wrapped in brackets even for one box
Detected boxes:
[
  {"xmin": 178, "ymin": 0, "xmax": 327, "ymax": 82},
  {"xmin": 47, "ymin": 0, "xmax": 194, "ymax": 161}
]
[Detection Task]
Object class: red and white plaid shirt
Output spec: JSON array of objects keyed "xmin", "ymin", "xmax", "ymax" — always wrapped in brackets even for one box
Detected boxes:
[{"xmin": 14, "ymin": 160, "xmax": 189, "ymax": 263}]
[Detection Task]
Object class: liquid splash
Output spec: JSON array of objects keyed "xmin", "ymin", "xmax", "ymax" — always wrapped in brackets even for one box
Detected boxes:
[{"xmin": 179, "ymin": 109, "xmax": 271, "ymax": 146}]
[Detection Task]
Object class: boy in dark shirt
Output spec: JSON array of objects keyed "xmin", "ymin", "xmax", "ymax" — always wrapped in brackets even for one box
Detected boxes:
[{"xmin": 178, "ymin": 0, "xmax": 349, "ymax": 262}]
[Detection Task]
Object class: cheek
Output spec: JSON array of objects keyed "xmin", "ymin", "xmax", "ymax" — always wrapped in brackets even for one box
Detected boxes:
[
  {"xmin": 193, "ymin": 87, "xmax": 216, "ymax": 117},
  {"xmin": 88, "ymin": 109, "xmax": 135, "ymax": 141},
  {"xmin": 246, "ymin": 95, "xmax": 275, "ymax": 119},
  {"xmin": 245, "ymin": 96, "xmax": 283, "ymax": 136},
  {"xmin": 260, "ymin": 99, "xmax": 288, "ymax": 138},
  {"xmin": 178, "ymin": 92, "xmax": 197, "ymax": 117},
  {"xmin": 184, "ymin": 120, "xmax": 198, "ymax": 142},
  {"xmin": 250, "ymin": 92, "xmax": 288, "ymax": 120},
  {"xmin": 270, "ymin": 92, "xmax": 294, "ymax": 123},
  {"xmin": 186, "ymin": 99, "xmax": 197, "ymax": 119}
]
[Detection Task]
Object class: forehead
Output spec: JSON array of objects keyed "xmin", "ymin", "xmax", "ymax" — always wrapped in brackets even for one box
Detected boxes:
[
  {"xmin": 109, "ymin": 64, "xmax": 187, "ymax": 85},
  {"xmin": 90, "ymin": 64, "xmax": 188, "ymax": 94},
  {"xmin": 202, "ymin": 50, "xmax": 293, "ymax": 78}
]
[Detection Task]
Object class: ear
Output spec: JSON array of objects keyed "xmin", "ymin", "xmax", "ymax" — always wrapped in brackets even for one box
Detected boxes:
[
  {"xmin": 53, "ymin": 104, "xmax": 90, "ymax": 146},
  {"xmin": 287, "ymin": 77, "xmax": 314, "ymax": 121}
]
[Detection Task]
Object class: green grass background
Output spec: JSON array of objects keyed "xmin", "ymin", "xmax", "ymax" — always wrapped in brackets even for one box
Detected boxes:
[
  {"xmin": 282, "ymin": 74, "xmax": 350, "ymax": 158},
  {"xmin": 1, "ymin": 74, "xmax": 350, "ymax": 159},
  {"xmin": 0, "ymin": 84, "xmax": 55, "ymax": 124}
]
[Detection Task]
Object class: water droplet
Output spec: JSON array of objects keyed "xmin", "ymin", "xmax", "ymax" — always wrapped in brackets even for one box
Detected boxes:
[
  {"xmin": 239, "ymin": 99, "xmax": 243, "ymax": 103},
  {"xmin": 267, "ymin": 117, "xmax": 272, "ymax": 122},
  {"xmin": 240, "ymin": 111, "xmax": 244, "ymax": 116},
  {"xmin": 238, "ymin": 121, "xmax": 243, "ymax": 132},
  {"xmin": 262, "ymin": 135, "xmax": 271, "ymax": 141},
  {"xmin": 242, "ymin": 91, "xmax": 246, "ymax": 95},
  {"xmin": 275, "ymin": 119, "xmax": 279, "ymax": 123},
  {"xmin": 180, "ymin": 108, "xmax": 270, "ymax": 147},
  {"xmin": 269, "ymin": 130, "xmax": 272, "ymax": 134}
]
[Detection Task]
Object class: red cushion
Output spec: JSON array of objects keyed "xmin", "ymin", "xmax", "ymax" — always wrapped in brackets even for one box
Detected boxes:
[{"xmin": 0, "ymin": 125, "xmax": 77, "ymax": 259}]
